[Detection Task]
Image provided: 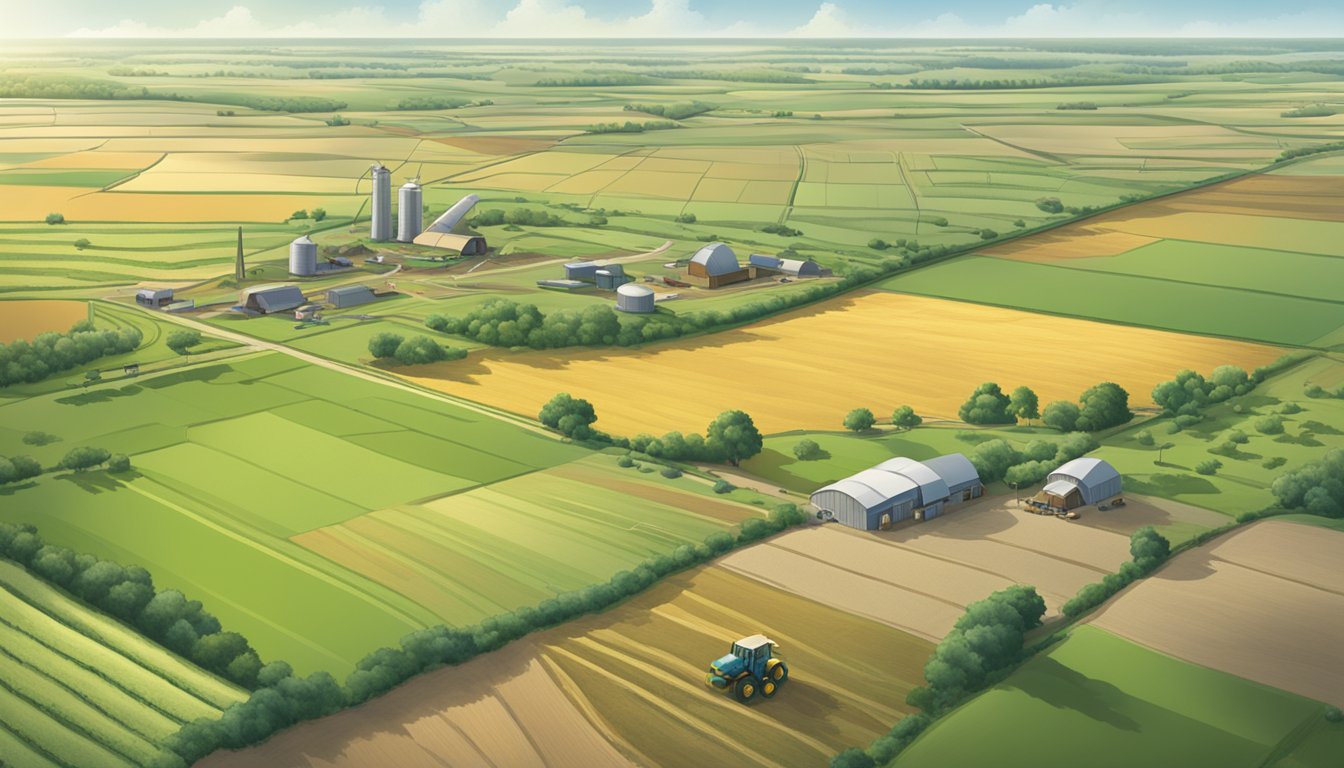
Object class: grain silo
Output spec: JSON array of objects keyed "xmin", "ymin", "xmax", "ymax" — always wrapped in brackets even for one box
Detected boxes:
[
  {"xmin": 288, "ymin": 235, "xmax": 317, "ymax": 276},
  {"xmin": 370, "ymin": 163, "xmax": 392, "ymax": 242},
  {"xmin": 398, "ymin": 180, "xmax": 423, "ymax": 243},
  {"xmin": 616, "ymin": 283, "xmax": 655, "ymax": 314}
]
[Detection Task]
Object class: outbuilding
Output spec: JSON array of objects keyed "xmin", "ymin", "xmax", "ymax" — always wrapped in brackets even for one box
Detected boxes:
[
  {"xmin": 779, "ymin": 258, "xmax": 826, "ymax": 277},
  {"xmin": 596, "ymin": 267, "xmax": 632, "ymax": 290},
  {"xmin": 616, "ymin": 283, "xmax": 656, "ymax": 313},
  {"xmin": 688, "ymin": 242, "xmax": 749, "ymax": 288},
  {"xmin": 240, "ymin": 284, "xmax": 305, "ymax": 314},
  {"xmin": 327, "ymin": 285, "xmax": 377, "ymax": 309},
  {"xmin": 810, "ymin": 453, "xmax": 983, "ymax": 531},
  {"xmin": 135, "ymin": 288, "xmax": 174, "ymax": 308},
  {"xmin": 565, "ymin": 261, "xmax": 599, "ymax": 280},
  {"xmin": 1038, "ymin": 458, "xmax": 1123, "ymax": 510},
  {"xmin": 412, "ymin": 232, "xmax": 488, "ymax": 255}
]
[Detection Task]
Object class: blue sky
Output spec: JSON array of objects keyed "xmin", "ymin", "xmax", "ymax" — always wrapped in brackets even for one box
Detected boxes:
[{"xmin": 1, "ymin": 0, "xmax": 1342, "ymax": 38}]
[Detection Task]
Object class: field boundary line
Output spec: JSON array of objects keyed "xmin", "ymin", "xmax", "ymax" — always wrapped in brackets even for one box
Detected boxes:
[
  {"xmin": 760, "ymin": 541, "xmax": 976, "ymax": 608},
  {"xmin": 0, "ymin": 667, "xmax": 140, "ymax": 768},
  {"xmin": 0, "ymin": 713, "xmax": 66, "ymax": 768},
  {"xmin": 539, "ymin": 652, "xmax": 656, "ymax": 767}
]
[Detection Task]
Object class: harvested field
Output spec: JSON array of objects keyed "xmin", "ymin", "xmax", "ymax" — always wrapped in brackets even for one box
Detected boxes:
[
  {"xmin": 984, "ymin": 226, "xmax": 1159, "ymax": 262},
  {"xmin": 405, "ymin": 291, "xmax": 1281, "ymax": 435},
  {"xmin": 1090, "ymin": 519, "xmax": 1344, "ymax": 707},
  {"xmin": 199, "ymin": 565, "xmax": 933, "ymax": 768},
  {"xmin": 721, "ymin": 494, "xmax": 1134, "ymax": 639},
  {"xmin": 0, "ymin": 299, "xmax": 87, "ymax": 342}
]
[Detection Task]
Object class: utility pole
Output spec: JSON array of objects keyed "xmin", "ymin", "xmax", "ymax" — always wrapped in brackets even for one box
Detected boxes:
[{"xmin": 235, "ymin": 226, "xmax": 244, "ymax": 282}]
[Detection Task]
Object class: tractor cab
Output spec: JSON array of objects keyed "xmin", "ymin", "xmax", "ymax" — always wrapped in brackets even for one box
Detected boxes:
[{"xmin": 705, "ymin": 634, "xmax": 789, "ymax": 703}]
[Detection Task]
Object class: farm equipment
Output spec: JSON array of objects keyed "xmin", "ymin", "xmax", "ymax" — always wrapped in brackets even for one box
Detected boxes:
[{"xmin": 705, "ymin": 634, "xmax": 789, "ymax": 702}]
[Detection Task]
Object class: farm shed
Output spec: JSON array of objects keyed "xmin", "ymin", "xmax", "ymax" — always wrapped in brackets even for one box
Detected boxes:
[
  {"xmin": 565, "ymin": 261, "xmax": 599, "ymax": 280},
  {"xmin": 687, "ymin": 242, "xmax": 749, "ymax": 288},
  {"xmin": 1038, "ymin": 458, "xmax": 1123, "ymax": 510},
  {"xmin": 779, "ymin": 259, "xmax": 827, "ymax": 277},
  {"xmin": 240, "ymin": 284, "xmax": 305, "ymax": 314},
  {"xmin": 810, "ymin": 453, "xmax": 982, "ymax": 531},
  {"xmin": 327, "ymin": 285, "xmax": 377, "ymax": 309},
  {"xmin": 135, "ymin": 288, "xmax": 173, "ymax": 308},
  {"xmin": 749, "ymin": 254, "xmax": 782, "ymax": 270},
  {"xmin": 616, "ymin": 283, "xmax": 656, "ymax": 313},
  {"xmin": 413, "ymin": 232, "xmax": 488, "ymax": 255},
  {"xmin": 596, "ymin": 268, "xmax": 632, "ymax": 290}
]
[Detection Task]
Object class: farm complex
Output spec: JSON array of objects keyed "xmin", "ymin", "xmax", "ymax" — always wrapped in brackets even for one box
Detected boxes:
[{"xmin": 0, "ymin": 34, "xmax": 1342, "ymax": 768}]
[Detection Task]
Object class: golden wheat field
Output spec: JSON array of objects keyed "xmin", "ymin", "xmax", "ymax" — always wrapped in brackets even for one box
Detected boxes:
[
  {"xmin": 404, "ymin": 291, "xmax": 1284, "ymax": 435},
  {"xmin": 0, "ymin": 299, "xmax": 88, "ymax": 342}
]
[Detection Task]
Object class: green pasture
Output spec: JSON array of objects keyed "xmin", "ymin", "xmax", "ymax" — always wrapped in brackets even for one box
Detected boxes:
[
  {"xmin": 877, "ymin": 256, "xmax": 1343, "ymax": 346},
  {"xmin": 894, "ymin": 626, "xmax": 1343, "ymax": 768}
]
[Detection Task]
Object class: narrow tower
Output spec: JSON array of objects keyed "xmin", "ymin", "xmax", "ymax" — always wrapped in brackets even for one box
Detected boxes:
[
  {"xmin": 235, "ymin": 226, "xmax": 244, "ymax": 281},
  {"xmin": 397, "ymin": 179, "xmax": 423, "ymax": 243},
  {"xmin": 370, "ymin": 163, "xmax": 392, "ymax": 242}
]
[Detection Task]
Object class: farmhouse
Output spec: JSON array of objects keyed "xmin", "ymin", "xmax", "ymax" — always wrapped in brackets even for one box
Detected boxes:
[
  {"xmin": 135, "ymin": 288, "xmax": 173, "ymax": 308},
  {"xmin": 239, "ymin": 284, "xmax": 305, "ymax": 315},
  {"xmin": 1034, "ymin": 457, "xmax": 1123, "ymax": 511},
  {"xmin": 687, "ymin": 242, "xmax": 750, "ymax": 288},
  {"xmin": 327, "ymin": 285, "xmax": 377, "ymax": 309},
  {"xmin": 811, "ymin": 453, "xmax": 983, "ymax": 531}
]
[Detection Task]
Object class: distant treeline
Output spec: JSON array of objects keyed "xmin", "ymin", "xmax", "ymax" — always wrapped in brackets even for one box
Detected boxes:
[
  {"xmin": 623, "ymin": 100, "xmax": 715, "ymax": 120},
  {"xmin": 394, "ymin": 96, "xmax": 493, "ymax": 110},
  {"xmin": 1281, "ymin": 104, "xmax": 1336, "ymax": 118},
  {"xmin": 534, "ymin": 74, "xmax": 655, "ymax": 87},
  {"xmin": 107, "ymin": 67, "xmax": 171, "ymax": 77},
  {"xmin": 1120, "ymin": 59, "xmax": 1344, "ymax": 77},
  {"xmin": 218, "ymin": 96, "xmax": 349, "ymax": 113},
  {"xmin": 902, "ymin": 76, "xmax": 1162, "ymax": 90},
  {"xmin": 0, "ymin": 74, "xmax": 166, "ymax": 101},
  {"xmin": 841, "ymin": 65, "xmax": 921, "ymax": 76},
  {"xmin": 644, "ymin": 69, "xmax": 812, "ymax": 84},
  {"xmin": 1279, "ymin": 140, "xmax": 1344, "ymax": 161},
  {"xmin": 585, "ymin": 119, "xmax": 678, "ymax": 134}
]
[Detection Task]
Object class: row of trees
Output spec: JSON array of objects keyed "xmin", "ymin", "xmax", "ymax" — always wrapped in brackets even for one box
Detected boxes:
[
  {"xmin": 623, "ymin": 100, "xmax": 715, "ymax": 120},
  {"xmin": 0, "ymin": 522, "xmax": 266, "ymax": 690},
  {"xmin": 425, "ymin": 263, "xmax": 893, "ymax": 351},
  {"xmin": 469, "ymin": 208, "xmax": 569, "ymax": 228},
  {"xmin": 367, "ymin": 333, "xmax": 466, "ymax": 366},
  {"xmin": 585, "ymin": 119, "xmax": 678, "ymax": 134},
  {"xmin": 538, "ymin": 393, "xmax": 766, "ymax": 466},
  {"xmin": 1151, "ymin": 364, "xmax": 1257, "ymax": 430},
  {"xmin": 1062, "ymin": 527, "xmax": 1171, "ymax": 616},
  {"xmin": 0, "ymin": 321, "xmax": 142, "ymax": 388},
  {"xmin": 1272, "ymin": 448, "xmax": 1344, "ymax": 518},
  {"xmin": 841, "ymin": 405, "xmax": 922, "ymax": 433},
  {"xmin": 967, "ymin": 432, "xmax": 1098, "ymax": 487},
  {"xmin": 958, "ymin": 381, "xmax": 1132, "ymax": 433},
  {"xmin": 163, "ymin": 502, "xmax": 810, "ymax": 765}
]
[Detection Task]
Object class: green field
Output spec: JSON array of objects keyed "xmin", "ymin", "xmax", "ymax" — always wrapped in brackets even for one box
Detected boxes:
[
  {"xmin": 894, "ymin": 626, "xmax": 1344, "ymax": 768},
  {"xmin": 877, "ymin": 255, "xmax": 1343, "ymax": 346},
  {"xmin": 0, "ymin": 561, "xmax": 246, "ymax": 768}
]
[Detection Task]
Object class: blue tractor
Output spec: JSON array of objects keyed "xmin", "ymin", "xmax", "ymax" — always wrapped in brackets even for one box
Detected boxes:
[{"xmin": 705, "ymin": 634, "xmax": 789, "ymax": 702}]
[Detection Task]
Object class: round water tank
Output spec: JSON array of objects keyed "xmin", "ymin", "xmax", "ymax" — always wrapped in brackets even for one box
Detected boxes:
[
  {"xmin": 288, "ymin": 235, "xmax": 317, "ymax": 276},
  {"xmin": 616, "ymin": 283, "xmax": 656, "ymax": 314}
]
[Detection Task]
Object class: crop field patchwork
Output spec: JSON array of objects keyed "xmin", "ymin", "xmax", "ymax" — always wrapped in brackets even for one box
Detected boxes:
[
  {"xmin": 0, "ymin": 561, "xmax": 246, "ymax": 768},
  {"xmin": 404, "ymin": 291, "xmax": 1282, "ymax": 435},
  {"xmin": 0, "ymin": 299, "xmax": 88, "ymax": 342}
]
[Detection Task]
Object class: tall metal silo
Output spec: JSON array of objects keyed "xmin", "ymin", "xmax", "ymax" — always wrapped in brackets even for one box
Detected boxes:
[
  {"xmin": 397, "ymin": 180, "xmax": 423, "ymax": 243},
  {"xmin": 370, "ymin": 163, "xmax": 392, "ymax": 241},
  {"xmin": 288, "ymin": 235, "xmax": 317, "ymax": 276}
]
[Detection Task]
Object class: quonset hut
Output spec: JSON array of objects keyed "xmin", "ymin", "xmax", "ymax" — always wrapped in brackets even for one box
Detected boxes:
[
  {"xmin": 811, "ymin": 453, "xmax": 982, "ymax": 531},
  {"xmin": 687, "ymin": 242, "xmax": 749, "ymax": 288},
  {"xmin": 1038, "ymin": 458, "xmax": 1123, "ymax": 511}
]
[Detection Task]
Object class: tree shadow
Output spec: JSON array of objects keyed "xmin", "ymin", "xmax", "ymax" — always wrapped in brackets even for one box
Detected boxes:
[
  {"xmin": 54, "ymin": 470, "xmax": 130, "ymax": 494},
  {"xmin": 1275, "ymin": 432, "xmax": 1324, "ymax": 447},
  {"xmin": 1009, "ymin": 656, "xmax": 1141, "ymax": 732},
  {"xmin": 138, "ymin": 364, "xmax": 232, "ymax": 389},
  {"xmin": 1299, "ymin": 420, "xmax": 1342, "ymax": 436},
  {"xmin": 1126, "ymin": 473, "xmax": 1220, "ymax": 498},
  {"xmin": 55, "ymin": 384, "xmax": 142, "ymax": 406}
]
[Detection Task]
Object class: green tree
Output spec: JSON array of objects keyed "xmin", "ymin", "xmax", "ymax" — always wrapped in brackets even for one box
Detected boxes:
[
  {"xmin": 1076, "ymin": 382, "xmax": 1133, "ymax": 431},
  {"xmin": 1195, "ymin": 458, "xmax": 1222, "ymax": 476},
  {"xmin": 107, "ymin": 454, "xmax": 131, "ymax": 473},
  {"xmin": 311, "ymin": 208, "xmax": 327, "ymax": 222},
  {"xmin": 367, "ymin": 332, "xmax": 404, "ymax": 359},
  {"xmin": 867, "ymin": 238, "xmax": 889, "ymax": 250},
  {"xmin": 1042, "ymin": 400, "xmax": 1080, "ymax": 432},
  {"xmin": 706, "ymin": 410, "xmax": 763, "ymax": 466},
  {"xmin": 165, "ymin": 329, "xmax": 202, "ymax": 363},
  {"xmin": 1254, "ymin": 414, "xmax": 1284, "ymax": 435},
  {"xmin": 83, "ymin": 369, "xmax": 102, "ymax": 387},
  {"xmin": 45, "ymin": 212, "xmax": 65, "ymax": 225},
  {"xmin": 59, "ymin": 446, "xmax": 111, "ymax": 472},
  {"xmin": 74, "ymin": 238, "xmax": 91, "ymax": 250},
  {"xmin": 1129, "ymin": 526, "xmax": 1171, "ymax": 573},
  {"xmin": 843, "ymin": 407, "xmax": 876, "ymax": 432},
  {"xmin": 958, "ymin": 383, "xmax": 1014, "ymax": 425},
  {"xmin": 793, "ymin": 438, "xmax": 822, "ymax": 460},
  {"xmin": 1008, "ymin": 386, "xmax": 1040, "ymax": 422},
  {"xmin": 538, "ymin": 393, "xmax": 598, "ymax": 440},
  {"xmin": 392, "ymin": 336, "xmax": 447, "ymax": 366},
  {"xmin": 891, "ymin": 405, "xmax": 922, "ymax": 431}
]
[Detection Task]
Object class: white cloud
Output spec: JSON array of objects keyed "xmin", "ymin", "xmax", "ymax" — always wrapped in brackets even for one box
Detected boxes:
[{"xmin": 791, "ymin": 3, "xmax": 853, "ymax": 37}]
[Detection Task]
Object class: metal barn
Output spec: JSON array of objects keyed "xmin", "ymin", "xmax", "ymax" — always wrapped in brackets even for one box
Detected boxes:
[
  {"xmin": 810, "ymin": 453, "xmax": 983, "ymax": 531},
  {"xmin": 1042, "ymin": 458, "xmax": 1123, "ymax": 509}
]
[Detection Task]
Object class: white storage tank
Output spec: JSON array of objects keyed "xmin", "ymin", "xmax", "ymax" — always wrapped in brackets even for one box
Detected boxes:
[
  {"xmin": 288, "ymin": 235, "xmax": 317, "ymax": 276},
  {"xmin": 398, "ymin": 180, "xmax": 423, "ymax": 243},
  {"xmin": 370, "ymin": 163, "xmax": 392, "ymax": 241},
  {"xmin": 616, "ymin": 283, "xmax": 656, "ymax": 313}
]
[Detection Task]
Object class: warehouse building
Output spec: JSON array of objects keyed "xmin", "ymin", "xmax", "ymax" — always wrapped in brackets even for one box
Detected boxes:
[
  {"xmin": 565, "ymin": 261, "xmax": 599, "ymax": 280},
  {"xmin": 288, "ymin": 235, "xmax": 317, "ymax": 276},
  {"xmin": 687, "ymin": 242, "xmax": 750, "ymax": 288},
  {"xmin": 811, "ymin": 453, "xmax": 982, "ymax": 531},
  {"xmin": 240, "ymin": 284, "xmax": 306, "ymax": 315},
  {"xmin": 747, "ymin": 254, "xmax": 828, "ymax": 278},
  {"xmin": 1035, "ymin": 458, "xmax": 1123, "ymax": 512},
  {"xmin": 616, "ymin": 283, "xmax": 656, "ymax": 313},
  {"xmin": 135, "ymin": 288, "xmax": 174, "ymax": 308},
  {"xmin": 327, "ymin": 285, "xmax": 377, "ymax": 309},
  {"xmin": 596, "ymin": 265, "xmax": 633, "ymax": 290}
]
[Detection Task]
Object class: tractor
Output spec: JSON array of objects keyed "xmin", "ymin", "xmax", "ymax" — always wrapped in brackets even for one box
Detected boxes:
[{"xmin": 705, "ymin": 634, "xmax": 788, "ymax": 702}]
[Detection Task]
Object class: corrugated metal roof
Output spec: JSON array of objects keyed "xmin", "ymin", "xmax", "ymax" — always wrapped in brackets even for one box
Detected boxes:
[
  {"xmin": 1043, "ymin": 479, "xmax": 1079, "ymax": 497},
  {"xmin": 690, "ymin": 242, "xmax": 739, "ymax": 275},
  {"xmin": 876, "ymin": 457, "xmax": 950, "ymax": 503},
  {"xmin": 922, "ymin": 453, "xmax": 980, "ymax": 490},
  {"xmin": 749, "ymin": 254, "xmax": 782, "ymax": 269},
  {"xmin": 815, "ymin": 469, "xmax": 918, "ymax": 510},
  {"xmin": 1052, "ymin": 457, "xmax": 1119, "ymax": 488},
  {"xmin": 328, "ymin": 285, "xmax": 373, "ymax": 297},
  {"xmin": 423, "ymin": 194, "xmax": 481, "ymax": 234},
  {"xmin": 413, "ymin": 232, "xmax": 484, "ymax": 251}
]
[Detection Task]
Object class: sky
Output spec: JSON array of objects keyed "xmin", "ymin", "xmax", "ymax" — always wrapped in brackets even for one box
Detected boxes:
[{"xmin": 0, "ymin": 0, "xmax": 1342, "ymax": 39}]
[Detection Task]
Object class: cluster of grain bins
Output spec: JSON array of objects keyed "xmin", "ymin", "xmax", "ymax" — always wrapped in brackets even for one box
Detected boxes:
[{"xmin": 810, "ymin": 454, "xmax": 984, "ymax": 530}]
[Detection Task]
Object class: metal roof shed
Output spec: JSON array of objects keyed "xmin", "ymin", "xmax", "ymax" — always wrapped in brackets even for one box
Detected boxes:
[{"xmin": 1048, "ymin": 458, "xmax": 1122, "ymax": 505}]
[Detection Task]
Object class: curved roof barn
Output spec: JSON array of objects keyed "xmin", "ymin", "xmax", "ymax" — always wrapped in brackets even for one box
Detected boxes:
[{"xmin": 690, "ymin": 242, "xmax": 740, "ymax": 276}]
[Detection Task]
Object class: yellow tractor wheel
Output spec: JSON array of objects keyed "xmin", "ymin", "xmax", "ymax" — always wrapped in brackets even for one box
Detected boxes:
[
  {"xmin": 767, "ymin": 659, "xmax": 789, "ymax": 683},
  {"xmin": 761, "ymin": 680, "xmax": 778, "ymax": 698},
  {"xmin": 734, "ymin": 676, "xmax": 758, "ymax": 702}
]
